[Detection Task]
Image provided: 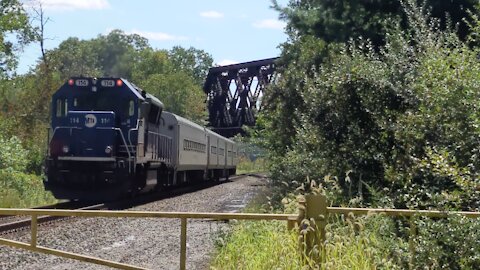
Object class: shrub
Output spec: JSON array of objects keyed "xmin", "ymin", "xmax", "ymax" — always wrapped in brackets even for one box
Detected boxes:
[
  {"xmin": 413, "ymin": 215, "xmax": 480, "ymax": 269},
  {"xmin": 262, "ymin": 1, "xmax": 480, "ymax": 211},
  {"xmin": 0, "ymin": 135, "xmax": 55, "ymax": 207}
]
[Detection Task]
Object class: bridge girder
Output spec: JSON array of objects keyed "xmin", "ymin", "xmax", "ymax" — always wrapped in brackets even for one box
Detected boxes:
[{"xmin": 203, "ymin": 57, "xmax": 278, "ymax": 137}]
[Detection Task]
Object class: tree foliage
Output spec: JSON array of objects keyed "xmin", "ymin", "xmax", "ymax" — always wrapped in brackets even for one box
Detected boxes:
[
  {"xmin": 261, "ymin": 2, "xmax": 480, "ymax": 266},
  {"xmin": 0, "ymin": 0, "xmax": 33, "ymax": 77},
  {"xmin": 273, "ymin": 0, "xmax": 478, "ymax": 46},
  {"xmin": 264, "ymin": 0, "xmax": 480, "ymax": 211},
  {"xmin": 168, "ymin": 46, "xmax": 213, "ymax": 85}
]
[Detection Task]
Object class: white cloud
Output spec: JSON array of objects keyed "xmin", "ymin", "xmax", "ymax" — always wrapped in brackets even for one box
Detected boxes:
[
  {"xmin": 252, "ymin": 19, "xmax": 286, "ymax": 30},
  {"xmin": 126, "ymin": 29, "xmax": 188, "ymax": 42},
  {"xmin": 200, "ymin": 11, "xmax": 224, "ymax": 19},
  {"xmin": 25, "ymin": 0, "xmax": 110, "ymax": 11},
  {"xmin": 216, "ymin": 59, "xmax": 238, "ymax": 66}
]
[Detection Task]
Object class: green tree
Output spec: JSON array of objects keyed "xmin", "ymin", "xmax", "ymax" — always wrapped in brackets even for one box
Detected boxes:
[
  {"xmin": 46, "ymin": 30, "xmax": 150, "ymax": 80},
  {"xmin": 47, "ymin": 37, "xmax": 101, "ymax": 80},
  {"xmin": 263, "ymin": 1, "xmax": 480, "ymax": 212},
  {"xmin": 273, "ymin": 0, "xmax": 478, "ymax": 47},
  {"xmin": 132, "ymin": 48, "xmax": 208, "ymax": 124},
  {"xmin": 0, "ymin": 0, "xmax": 33, "ymax": 77},
  {"xmin": 91, "ymin": 29, "xmax": 149, "ymax": 78},
  {"xmin": 168, "ymin": 46, "xmax": 214, "ymax": 85},
  {"xmin": 131, "ymin": 49, "xmax": 173, "ymax": 82}
]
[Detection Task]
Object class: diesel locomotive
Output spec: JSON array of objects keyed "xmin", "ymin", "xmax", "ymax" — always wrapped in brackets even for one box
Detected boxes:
[{"xmin": 44, "ymin": 77, "xmax": 238, "ymax": 200}]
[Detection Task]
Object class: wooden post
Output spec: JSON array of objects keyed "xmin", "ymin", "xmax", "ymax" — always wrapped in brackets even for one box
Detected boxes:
[
  {"xmin": 297, "ymin": 196, "xmax": 306, "ymax": 260},
  {"xmin": 409, "ymin": 216, "xmax": 416, "ymax": 270},
  {"xmin": 287, "ymin": 216, "xmax": 296, "ymax": 231},
  {"xmin": 305, "ymin": 194, "xmax": 328, "ymax": 264},
  {"xmin": 180, "ymin": 218, "xmax": 187, "ymax": 270},
  {"xmin": 31, "ymin": 215, "xmax": 38, "ymax": 248}
]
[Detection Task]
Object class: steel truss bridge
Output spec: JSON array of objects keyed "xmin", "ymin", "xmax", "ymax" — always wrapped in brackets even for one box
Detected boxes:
[{"xmin": 203, "ymin": 57, "xmax": 278, "ymax": 137}]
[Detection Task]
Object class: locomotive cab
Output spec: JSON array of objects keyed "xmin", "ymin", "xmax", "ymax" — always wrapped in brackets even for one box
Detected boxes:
[{"xmin": 44, "ymin": 77, "xmax": 163, "ymax": 200}]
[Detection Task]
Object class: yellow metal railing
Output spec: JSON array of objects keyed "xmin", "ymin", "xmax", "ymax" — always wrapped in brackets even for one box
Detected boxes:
[
  {"xmin": 0, "ymin": 208, "xmax": 297, "ymax": 270},
  {"xmin": 1, "ymin": 195, "xmax": 480, "ymax": 269}
]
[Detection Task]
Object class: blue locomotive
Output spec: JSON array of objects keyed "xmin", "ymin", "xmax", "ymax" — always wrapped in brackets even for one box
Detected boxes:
[{"xmin": 44, "ymin": 77, "xmax": 238, "ymax": 200}]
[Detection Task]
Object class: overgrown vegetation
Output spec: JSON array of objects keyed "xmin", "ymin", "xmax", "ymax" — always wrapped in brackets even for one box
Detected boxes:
[
  {"xmin": 227, "ymin": 0, "xmax": 480, "ymax": 268},
  {"xmin": 0, "ymin": 135, "xmax": 55, "ymax": 207},
  {"xmin": 236, "ymin": 157, "xmax": 266, "ymax": 175},
  {"xmin": 212, "ymin": 190, "xmax": 407, "ymax": 269},
  {"xmin": 265, "ymin": 0, "xmax": 480, "ymax": 211}
]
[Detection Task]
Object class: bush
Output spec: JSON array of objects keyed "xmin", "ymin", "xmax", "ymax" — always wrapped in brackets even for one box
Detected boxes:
[
  {"xmin": 0, "ymin": 169, "xmax": 55, "ymax": 208},
  {"xmin": 262, "ymin": 1, "xmax": 480, "ymax": 211},
  {"xmin": 0, "ymin": 135, "xmax": 55, "ymax": 207},
  {"xmin": 413, "ymin": 215, "xmax": 480, "ymax": 269},
  {"xmin": 0, "ymin": 136, "xmax": 29, "ymax": 172}
]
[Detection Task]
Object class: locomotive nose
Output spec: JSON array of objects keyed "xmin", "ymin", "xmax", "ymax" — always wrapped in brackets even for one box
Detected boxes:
[{"xmin": 50, "ymin": 111, "xmax": 118, "ymax": 158}]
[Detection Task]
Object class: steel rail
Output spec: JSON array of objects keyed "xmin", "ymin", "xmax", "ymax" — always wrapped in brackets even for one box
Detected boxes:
[
  {"xmin": 0, "ymin": 174, "xmax": 253, "ymax": 233},
  {"xmin": 0, "ymin": 204, "xmax": 106, "ymax": 233}
]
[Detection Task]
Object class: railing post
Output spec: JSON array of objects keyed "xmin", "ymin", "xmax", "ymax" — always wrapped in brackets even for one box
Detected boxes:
[
  {"xmin": 180, "ymin": 218, "xmax": 187, "ymax": 270},
  {"xmin": 31, "ymin": 215, "xmax": 38, "ymax": 248},
  {"xmin": 305, "ymin": 194, "xmax": 328, "ymax": 264},
  {"xmin": 409, "ymin": 216, "xmax": 417, "ymax": 270},
  {"xmin": 297, "ymin": 196, "xmax": 306, "ymax": 259}
]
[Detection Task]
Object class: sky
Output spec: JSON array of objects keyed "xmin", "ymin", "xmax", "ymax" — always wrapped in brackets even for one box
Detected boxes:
[{"xmin": 18, "ymin": 0, "xmax": 289, "ymax": 74}]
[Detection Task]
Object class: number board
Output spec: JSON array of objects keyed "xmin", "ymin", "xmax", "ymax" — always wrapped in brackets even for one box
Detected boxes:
[
  {"xmin": 101, "ymin": 80, "xmax": 115, "ymax": 87},
  {"xmin": 75, "ymin": 79, "xmax": 89, "ymax": 87}
]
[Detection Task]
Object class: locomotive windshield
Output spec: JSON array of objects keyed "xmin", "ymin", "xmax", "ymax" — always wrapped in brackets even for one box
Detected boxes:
[{"xmin": 71, "ymin": 89, "xmax": 133, "ymax": 118}]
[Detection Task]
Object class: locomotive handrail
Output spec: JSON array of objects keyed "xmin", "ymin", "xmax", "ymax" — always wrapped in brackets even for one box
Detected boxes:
[
  {"xmin": 49, "ymin": 126, "xmax": 82, "ymax": 144},
  {"xmin": 97, "ymin": 127, "xmax": 132, "ymax": 160},
  {"xmin": 147, "ymin": 131, "xmax": 173, "ymax": 164},
  {"xmin": 128, "ymin": 119, "xmax": 140, "ymax": 148},
  {"xmin": 97, "ymin": 127, "xmax": 134, "ymax": 174},
  {"xmin": 115, "ymin": 128, "xmax": 133, "ymax": 173}
]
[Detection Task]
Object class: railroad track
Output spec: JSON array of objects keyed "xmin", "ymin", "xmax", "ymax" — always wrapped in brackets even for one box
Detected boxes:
[
  {"xmin": 0, "ymin": 203, "xmax": 107, "ymax": 234},
  {"xmin": 0, "ymin": 173, "xmax": 255, "ymax": 234}
]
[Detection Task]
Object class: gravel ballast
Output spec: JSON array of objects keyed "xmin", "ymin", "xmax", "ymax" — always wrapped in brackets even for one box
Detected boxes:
[{"xmin": 0, "ymin": 175, "xmax": 266, "ymax": 270}]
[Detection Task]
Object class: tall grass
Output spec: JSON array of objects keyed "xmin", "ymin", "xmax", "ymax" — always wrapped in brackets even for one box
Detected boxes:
[
  {"xmin": 212, "ymin": 220, "xmax": 304, "ymax": 270},
  {"xmin": 211, "ymin": 197, "xmax": 402, "ymax": 270},
  {"xmin": 236, "ymin": 157, "xmax": 266, "ymax": 174},
  {"xmin": 212, "ymin": 215, "xmax": 402, "ymax": 269}
]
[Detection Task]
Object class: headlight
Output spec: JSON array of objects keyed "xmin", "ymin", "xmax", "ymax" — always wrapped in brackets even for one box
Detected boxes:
[
  {"xmin": 62, "ymin": 145, "xmax": 69, "ymax": 153},
  {"xmin": 105, "ymin": 146, "xmax": 113, "ymax": 154}
]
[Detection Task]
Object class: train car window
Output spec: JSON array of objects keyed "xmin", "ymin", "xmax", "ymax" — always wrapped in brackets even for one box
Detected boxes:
[
  {"xmin": 184, "ymin": 139, "xmax": 207, "ymax": 153},
  {"xmin": 64, "ymin": 99, "xmax": 69, "ymax": 116},
  {"xmin": 55, "ymin": 99, "xmax": 70, "ymax": 117},
  {"xmin": 56, "ymin": 99, "xmax": 62, "ymax": 117},
  {"xmin": 128, "ymin": 100, "xmax": 135, "ymax": 116},
  {"xmin": 211, "ymin": 146, "xmax": 217, "ymax": 154},
  {"xmin": 219, "ymin": 148, "xmax": 225, "ymax": 156}
]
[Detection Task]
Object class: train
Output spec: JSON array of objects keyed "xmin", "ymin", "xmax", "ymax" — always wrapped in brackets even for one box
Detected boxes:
[{"xmin": 44, "ymin": 77, "xmax": 238, "ymax": 201}]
